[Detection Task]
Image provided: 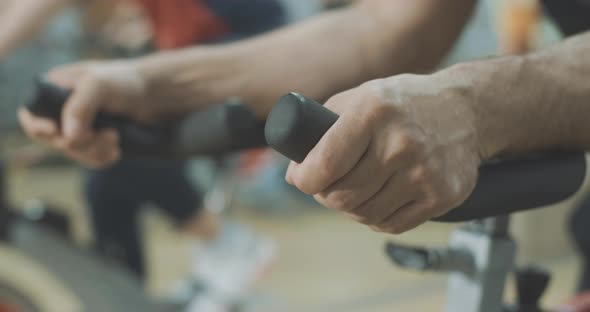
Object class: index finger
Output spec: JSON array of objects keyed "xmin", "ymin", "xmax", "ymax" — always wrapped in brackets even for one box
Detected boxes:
[
  {"xmin": 286, "ymin": 94, "xmax": 371, "ymax": 195},
  {"xmin": 61, "ymin": 75, "xmax": 103, "ymax": 146}
]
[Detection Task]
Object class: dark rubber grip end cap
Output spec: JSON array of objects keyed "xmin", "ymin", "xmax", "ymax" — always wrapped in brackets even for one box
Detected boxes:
[
  {"xmin": 265, "ymin": 93, "xmax": 338, "ymax": 163},
  {"xmin": 25, "ymin": 78, "xmax": 71, "ymax": 123}
]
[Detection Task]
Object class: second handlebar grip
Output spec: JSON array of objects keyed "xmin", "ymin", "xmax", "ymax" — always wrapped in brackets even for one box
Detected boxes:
[
  {"xmin": 265, "ymin": 93, "xmax": 338, "ymax": 163},
  {"xmin": 27, "ymin": 78, "xmax": 134, "ymax": 129},
  {"xmin": 26, "ymin": 79, "xmax": 173, "ymax": 157},
  {"xmin": 25, "ymin": 79, "xmax": 267, "ymax": 159}
]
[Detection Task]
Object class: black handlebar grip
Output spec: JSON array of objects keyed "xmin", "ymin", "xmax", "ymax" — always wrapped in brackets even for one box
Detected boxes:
[
  {"xmin": 25, "ymin": 79, "xmax": 71, "ymax": 122},
  {"xmin": 25, "ymin": 79, "xmax": 176, "ymax": 157},
  {"xmin": 25, "ymin": 79, "xmax": 266, "ymax": 158},
  {"xmin": 26, "ymin": 78, "xmax": 132, "ymax": 128},
  {"xmin": 265, "ymin": 93, "xmax": 586, "ymax": 222},
  {"xmin": 265, "ymin": 93, "xmax": 338, "ymax": 163}
]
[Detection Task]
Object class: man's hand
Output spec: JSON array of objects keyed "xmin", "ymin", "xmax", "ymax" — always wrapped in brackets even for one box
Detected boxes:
[
  {"xmin": 286, "ymin": 75, "xmax": 482, "ymax": 234},
  {"xmin": 18, "ymin": 60, "xmax": 171, "ymax": 168}
]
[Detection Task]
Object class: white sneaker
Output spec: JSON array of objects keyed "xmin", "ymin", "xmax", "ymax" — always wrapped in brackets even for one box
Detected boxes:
[{"xmin": 193, "ymin": 222, "xmax": 277, "ymax": 302}]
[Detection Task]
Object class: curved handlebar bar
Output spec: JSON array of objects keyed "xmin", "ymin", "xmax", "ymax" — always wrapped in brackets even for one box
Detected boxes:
[
  {"xmin": 25, "ymin": 82, "xmax": 586, "ymax": 221},
  {"xmin": 25, "ymin": 79, "xmax": 267, "ymax": 159},
  {"xmin": 265, "ymin": 93, "xmax": 586, "ymax": 222}
]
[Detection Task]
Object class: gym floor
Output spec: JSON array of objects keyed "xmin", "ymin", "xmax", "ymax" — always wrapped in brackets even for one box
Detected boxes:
[{"xmin": 2, "ymin": 158, "xmax": 584, "ymax": 312}]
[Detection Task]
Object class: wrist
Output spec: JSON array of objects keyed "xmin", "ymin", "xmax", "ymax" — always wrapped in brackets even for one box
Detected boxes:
[
  {"xmin": 421, "ymin": 65, "xmax": 483, "ymax": 165},
  {"xmin": 135, "ymin": 46, "xmax": 250, "ymax": 113},
  {"xmin": 438, "ymin": 56, "xmax": 531, "ymax": 161}
]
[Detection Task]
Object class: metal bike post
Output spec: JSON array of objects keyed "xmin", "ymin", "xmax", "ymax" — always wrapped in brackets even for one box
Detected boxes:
[{"xmin": 445, "ymin": 216, "xmax": 516, "ymax": 312}]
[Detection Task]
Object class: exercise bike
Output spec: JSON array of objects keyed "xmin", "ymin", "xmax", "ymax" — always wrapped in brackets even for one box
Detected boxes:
[
  {"xmin": 263, "ymin": 93, "xmax": 587, "ymax": 312},
  {"xmin": 0, "ymin": 80, "xmax": 268, "ymax": 312},
  {"xmin": 14, "ymin": 82, "xmax": 587, "ymax": 311}
]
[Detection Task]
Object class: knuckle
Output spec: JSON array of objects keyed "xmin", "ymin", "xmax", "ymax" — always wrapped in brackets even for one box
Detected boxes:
[
  {"xmin": 360, "ymin": 99, "xmax": 394, "ymax": 124},
  {"xmin": 408, "ymin": 165, "xmax": 431, "ymax": 185},
  {"xmin": 384, "ymin": 131, "xmax": 425, "ymax": 165},
  {"xmin": 326, "ymin": 191, "xmax": 357, "ymax": 212}
]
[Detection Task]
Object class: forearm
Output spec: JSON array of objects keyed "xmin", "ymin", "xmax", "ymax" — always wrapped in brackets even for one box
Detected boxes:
[
  {"xmin": 440, "ymin": 31, "xmax": 590, "ymax": 159},
  {"xmin": 0, "ymin": 0, "xmax": 72, "ymax": 59},
  {"xmin": 136, "ymin": 0, "xmax": 475, "ymax": 116}
]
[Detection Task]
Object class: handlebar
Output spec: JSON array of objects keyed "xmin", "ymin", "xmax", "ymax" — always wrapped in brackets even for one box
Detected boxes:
[
  {"xmin": 25, "ymin": 82, "xmax": 586, "ymax": 221},
  {"xmin": 25, "ymin": 79, "xmax": 267, "ymax": 159},
  {"xmin": 265, "ymin": 93, "xmax": 586, "ymax": 222}
]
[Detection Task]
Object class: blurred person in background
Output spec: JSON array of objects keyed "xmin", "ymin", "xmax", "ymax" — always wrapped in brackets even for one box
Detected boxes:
[
  {"xmin": 81, "ymin": 3, "xmax": 287, "ymax": 311},
  {"xmin": 1, "ymin": 0, "xmax": 310, "ymax": 310}
]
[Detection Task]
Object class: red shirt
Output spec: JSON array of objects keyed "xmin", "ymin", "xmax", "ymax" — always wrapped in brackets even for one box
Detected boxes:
[{"xmin": 135, "ymin": 0, "xmax": 228, "ymax": 50}]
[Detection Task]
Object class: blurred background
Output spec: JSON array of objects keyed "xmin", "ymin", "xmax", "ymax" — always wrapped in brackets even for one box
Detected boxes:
[{"xmin": 0, "ymin": 0, "xmax": 588, "ymax": 311}]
